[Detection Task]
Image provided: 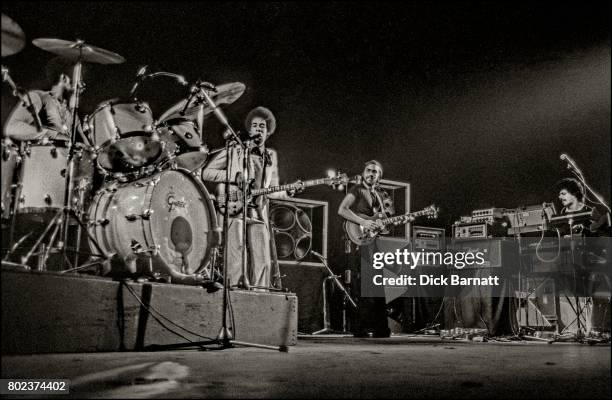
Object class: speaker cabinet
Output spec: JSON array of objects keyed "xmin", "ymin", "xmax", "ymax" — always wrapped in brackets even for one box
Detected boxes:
[{"xmin": 269, "ymin": 198, "xmax": 328, "ymax": 265}]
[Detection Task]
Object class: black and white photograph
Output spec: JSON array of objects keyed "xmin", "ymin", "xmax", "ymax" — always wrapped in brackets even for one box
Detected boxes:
[{"xmin": 1, "ymin": 1, "xmax": 610, "ymax": 398}]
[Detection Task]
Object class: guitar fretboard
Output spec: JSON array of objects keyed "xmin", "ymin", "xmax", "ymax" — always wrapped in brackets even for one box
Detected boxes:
[
  {"xmin": 252, "ymin": 178, "xmax": 328, "ymax": 196},
  {"xmin": 379, "ymin": 209, "xmax": 433, "ymax": 226},
  {"xmin": 217, "ymin": 178, "xmax": 331, "ymax": 203}
]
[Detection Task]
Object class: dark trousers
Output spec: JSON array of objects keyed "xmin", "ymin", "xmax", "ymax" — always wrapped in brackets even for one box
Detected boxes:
[{"xmin": 348, "ymin": 249, "xmax": 390, "ymax": 336}]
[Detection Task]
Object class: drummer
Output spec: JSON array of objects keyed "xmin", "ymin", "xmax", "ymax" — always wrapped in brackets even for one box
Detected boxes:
[{"xmin": 4, "ymin": 57, "xmax": 81, "ymax": 142}]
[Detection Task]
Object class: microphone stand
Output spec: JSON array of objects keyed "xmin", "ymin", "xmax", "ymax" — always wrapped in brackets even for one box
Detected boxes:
[
  {"xmin": 197, "ymin": 82, "xmax": 284, "ymax": 351},
  {"xmin": 568, "ymin": 165, "xmax": 611, "ymax": 226},
  {"xmin": 561, "ymin": 156, "xmax": 608, "ymax": 340},
  {"xmin": 311, "ymin": 251, "xmax": 357, "ymax": 335}
]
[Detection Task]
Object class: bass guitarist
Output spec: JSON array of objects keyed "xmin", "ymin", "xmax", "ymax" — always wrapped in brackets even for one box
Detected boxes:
[{"xmin": 201, "ymin": 106, "xmax": 294, "ymax": 289}]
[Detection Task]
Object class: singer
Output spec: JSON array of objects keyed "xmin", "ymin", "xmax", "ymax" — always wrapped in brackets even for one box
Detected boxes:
[{"xmin": 201, "ymin": 106, "xmax": 293, "ymax": 289}]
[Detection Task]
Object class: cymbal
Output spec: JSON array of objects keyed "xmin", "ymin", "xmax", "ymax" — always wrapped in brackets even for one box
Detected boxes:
[
  {"xmin": 172, "ymin": 150, "xmax": 209, "ymax": 172},
  {"xmin": 158, "ymin": 82, "xmax": 246, "ymax": 123},
  {"xmin": 2, "ymin": 14, "xmax": 26, "ymax": 57},
  {"xmin": 32, "ymin": 38, "xmax": 125, "ymax": 64}
]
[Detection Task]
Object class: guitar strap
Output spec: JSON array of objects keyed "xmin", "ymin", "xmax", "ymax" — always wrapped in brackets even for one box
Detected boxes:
[{"xmin": 365, "ymin": 181, "xmax": 388, "ymax": 218}]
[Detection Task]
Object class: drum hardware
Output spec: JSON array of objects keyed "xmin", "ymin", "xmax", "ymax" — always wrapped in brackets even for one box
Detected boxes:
[{"xmin": 157, "ymin": 82, "xmax": 246, "ymax": 124}]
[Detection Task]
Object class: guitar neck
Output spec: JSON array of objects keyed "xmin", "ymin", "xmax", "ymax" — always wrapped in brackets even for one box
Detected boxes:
[
  {"xmin": 251, "ymin": 178, "xmax": 328, "ymax": 196},
  {"xmin": 379, "ymin": 210, "xmax": 429, "ymax": 226}
]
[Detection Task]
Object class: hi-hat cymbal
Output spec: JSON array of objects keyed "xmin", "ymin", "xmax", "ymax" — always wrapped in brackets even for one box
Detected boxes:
[
  {"xmin": 2, "ymin": 14, "xmax": 26, "ymax": 57},
  {"xmin": 158, "ymin": 82, "xmax": 246, "ymax": 123},
  {"xmin": 32, "ymin": 38, "xmax": 125, "ymax": 64}
]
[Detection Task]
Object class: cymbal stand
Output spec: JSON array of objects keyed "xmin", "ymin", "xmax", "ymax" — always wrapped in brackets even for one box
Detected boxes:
[
  {"xmin": 58, "ymin": 44, "xmax": 84, "ymax": 270},
  {"xmin": 58, "ymin": 42, "xmax": 103, "ymax": 270}
]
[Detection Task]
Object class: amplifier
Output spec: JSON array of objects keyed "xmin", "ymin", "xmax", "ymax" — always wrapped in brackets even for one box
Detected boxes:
[
  {"xmin": 453, "ymin": 223, "xmax": 489, "ymax": 239},
  {"xmin": 412, "ymin": 226, "xmax": 445, "ymax": 250},
  {"xmin": 504, "ymin": 203, "xmax": 555, "ymax": 234},
  {"xmin": 453, "ymin": 221, "xmax": 508, "ymax": 239},
  {"xmin": 471, "ymin": 208, "xmax": 505, "ymax": 224}
]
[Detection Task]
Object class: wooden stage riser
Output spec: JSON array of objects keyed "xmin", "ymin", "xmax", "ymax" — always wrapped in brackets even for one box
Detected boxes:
[{"xmin": 2, "ymin": 269, "xmax": 297, "ymax": 354}]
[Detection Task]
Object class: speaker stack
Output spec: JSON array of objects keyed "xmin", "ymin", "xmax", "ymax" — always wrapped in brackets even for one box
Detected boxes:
[{"xmin": 269, "ymin": 198, "xmax": 328, "ymax": 333}]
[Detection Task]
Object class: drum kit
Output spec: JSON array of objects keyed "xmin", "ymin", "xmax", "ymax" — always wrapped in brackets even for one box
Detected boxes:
[{"xmin": 1, "ymin": 14, "xmax": 247, "ymax": 284}]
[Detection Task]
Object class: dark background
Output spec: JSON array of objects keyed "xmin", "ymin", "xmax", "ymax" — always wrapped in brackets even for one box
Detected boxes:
[{"xmin": 2, "ymin": 1, "xmax": 610, "ymax": 264}]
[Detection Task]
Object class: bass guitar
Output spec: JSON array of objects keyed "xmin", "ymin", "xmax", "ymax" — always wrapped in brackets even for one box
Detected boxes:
[{"xmin": 344, "ymin": 205, "xmax": 439, "ymax": 246}]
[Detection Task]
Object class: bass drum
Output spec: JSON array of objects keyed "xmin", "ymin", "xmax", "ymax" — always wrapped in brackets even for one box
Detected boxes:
[{"xmin": 88, "ymin": 168, "xmax": 219, "ymax": 283}]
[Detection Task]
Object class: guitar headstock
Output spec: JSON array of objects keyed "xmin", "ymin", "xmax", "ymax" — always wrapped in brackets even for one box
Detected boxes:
[
  {"xmin": 424, "ymin": 204, "xmax": 439, "ymax": 219},
  {"xmin": 325, "ymin": 170, "xmax": 349, "ymax": 191}
]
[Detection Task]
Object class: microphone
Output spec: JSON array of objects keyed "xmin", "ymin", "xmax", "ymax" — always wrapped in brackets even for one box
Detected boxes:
[
  {"xmin": 245, "ymin": 132, "xmax": 262, "ymax": 144},
  {"xmin": 344, "ymin": 270, "xmax": 351, "ymax": 285},
  {"xmin": 310, "ymin": 250, "xmax": 325, "ymax": 259},
  {"xmin": 175, "ymin": 75, "xmax": 188, "ymax": 86},
  {"xmin": 129, "ymin": 65, "xmax": 148, "ymax": 96},
  {"xmin": 179, "ymin": 84, "xmax": 201, "ymax": 116},
  {"xmin": 222, "ymin": 128, "xmax": 234, "ymax": 141},
  {"xmin": 560, "ymin": 153, "xmax": 583, "ymax": 175}
]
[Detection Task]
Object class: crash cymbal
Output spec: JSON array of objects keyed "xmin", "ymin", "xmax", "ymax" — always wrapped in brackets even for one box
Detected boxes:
[
  {"xmin": 158, "ymin": 82, "xmax": 246, "ymax": 123},
  {"xmin": 2, "ymin": 14, "xmax": 26, "ymax": 57},
  {"xmin": 32, "ymin": 38, "xmax": 125, "ymax": 64}
]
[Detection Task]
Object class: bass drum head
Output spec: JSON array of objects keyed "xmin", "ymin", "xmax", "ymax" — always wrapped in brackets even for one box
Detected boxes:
[
  {"xmin": 89, "ymin": 168, "xmax": 218, "ymax": 277},
  {"xmin": 149, "ymin": 169, "xmax": 216, "ymax": 275}
]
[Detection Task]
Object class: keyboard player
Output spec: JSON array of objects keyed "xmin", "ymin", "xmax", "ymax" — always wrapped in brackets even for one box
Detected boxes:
[{"xmin": 555, "ymin": 178, "xmax": 610, "ymax": 237}]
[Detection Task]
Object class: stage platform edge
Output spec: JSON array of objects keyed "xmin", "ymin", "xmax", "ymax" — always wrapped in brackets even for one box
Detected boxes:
[{"xmin": 1, "ymin": 268, "xmax": 297, "ymax": 354}]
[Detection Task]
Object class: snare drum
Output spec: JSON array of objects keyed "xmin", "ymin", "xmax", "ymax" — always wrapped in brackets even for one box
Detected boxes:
[
  {"xmin": 88, "ymin": 101, "xmax": 176, "ymax": 174},
  {"xmin": 88, "ymin": 168, "xmax": 219, "ymax": 282},
  {"xmin": 1, "ymin": 141, "xmax": 21, "ymax": 219},
  {"xmin": 16, "ymin": 142, "xmax": 94, "ymax": 215}
]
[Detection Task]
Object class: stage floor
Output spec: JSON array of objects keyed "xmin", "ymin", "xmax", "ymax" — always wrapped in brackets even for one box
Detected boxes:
[{"xmin": 2, "ymin": 336, "xmax": 609, "ymax": 399}]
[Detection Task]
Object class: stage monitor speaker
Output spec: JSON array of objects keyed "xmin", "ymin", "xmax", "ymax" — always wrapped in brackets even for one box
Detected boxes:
[{"xmin": 269, "ymin": 198, "xmax": 328, "ymax": 265}]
